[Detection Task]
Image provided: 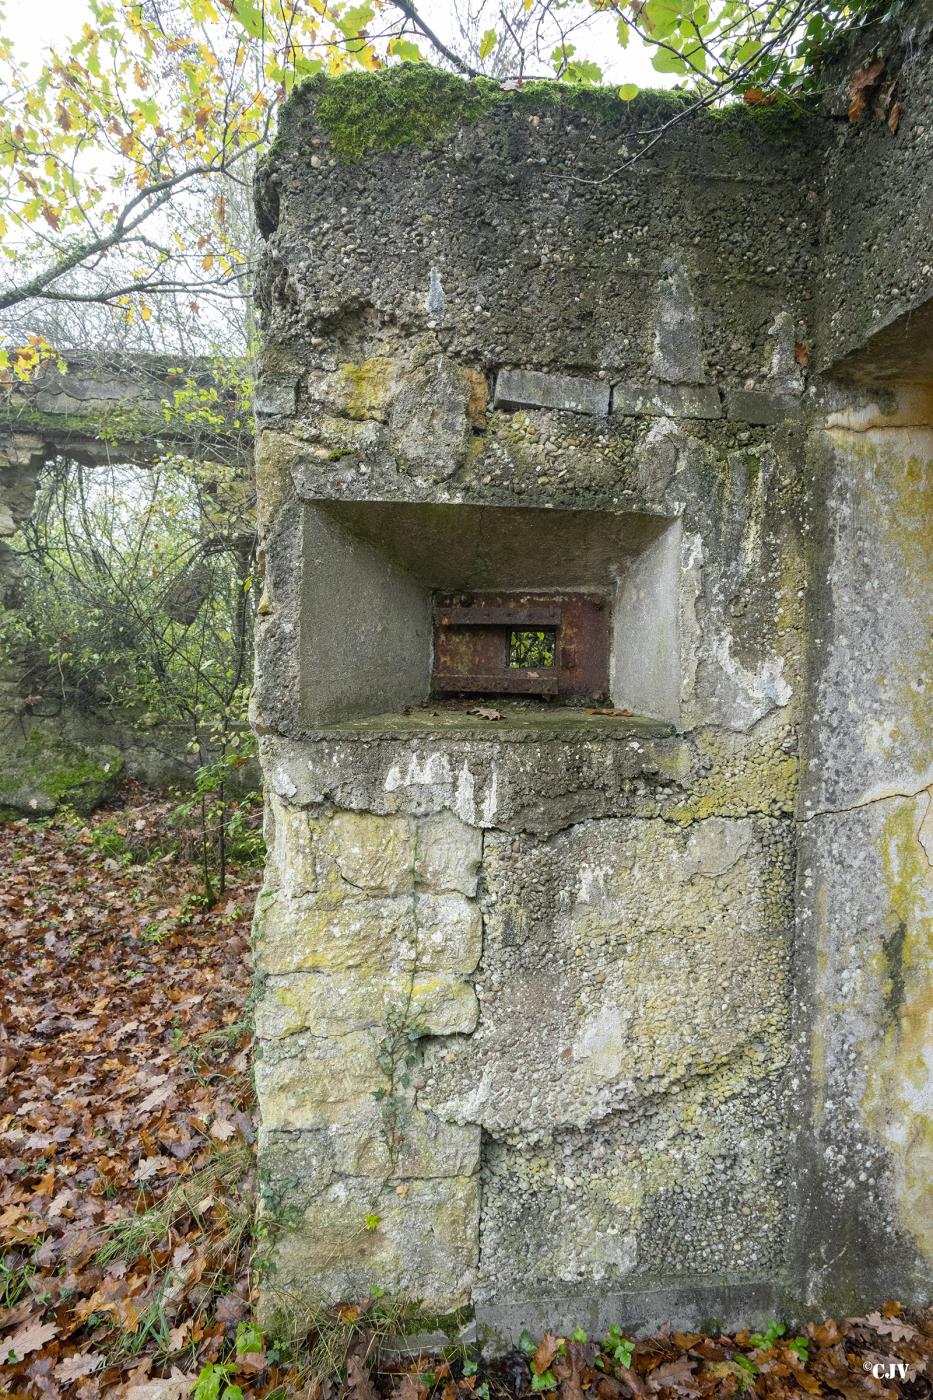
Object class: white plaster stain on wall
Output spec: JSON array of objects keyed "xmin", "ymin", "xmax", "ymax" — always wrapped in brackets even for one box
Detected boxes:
[{"xmin": 384, "ymin": 750, "xmax": 452, "ymax": 792}]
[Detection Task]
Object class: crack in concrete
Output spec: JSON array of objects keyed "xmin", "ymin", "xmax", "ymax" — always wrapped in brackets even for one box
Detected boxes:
[{"xmin": 799, "ymin": 776, "xmax": 933, "ymax": 824}]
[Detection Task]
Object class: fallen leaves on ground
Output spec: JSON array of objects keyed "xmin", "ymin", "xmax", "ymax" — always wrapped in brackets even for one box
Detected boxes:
[
  {"xmin": 0, "ymin": 784, "xmax": 267, "ymax": 1397},
  {"xmin": 2, "ymin": 787, "xmax": 932, "ymax": 1399}
]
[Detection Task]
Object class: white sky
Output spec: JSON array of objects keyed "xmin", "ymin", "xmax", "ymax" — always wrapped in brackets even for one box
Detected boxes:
[{"xmin": 3, "ymin": 0, "xmax": 671, "ymax": 87}]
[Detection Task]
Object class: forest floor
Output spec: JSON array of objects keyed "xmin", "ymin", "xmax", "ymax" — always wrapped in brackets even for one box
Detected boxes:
[{"xmin": 1, "ymin": 786, "xmax": 931, "ymax": 1399}]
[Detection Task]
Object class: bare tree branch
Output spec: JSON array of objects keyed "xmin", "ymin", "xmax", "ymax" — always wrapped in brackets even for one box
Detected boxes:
[{"xmin": 392, "ymin": 0, "xmax": 480, "ymax": 77}]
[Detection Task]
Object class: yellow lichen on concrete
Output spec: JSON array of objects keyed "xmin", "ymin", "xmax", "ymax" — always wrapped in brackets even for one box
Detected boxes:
[
  {"xmin": 254, "ymin": 429, "xmax": 303, "ymax": 530},
  {"xmin": 863, "ymin": 794, "xmax": 933, "ymax": 1262},
  {"xmin": 823, "ymin": 407, "xmax": 933, "ymax": 750},
  {"xmin": 667, "ymin": 721, "xmax": 798, "ymax": 825},
  {"xmin": 334, "ymin": 356, "xmax": 398, "ymax": 420}
]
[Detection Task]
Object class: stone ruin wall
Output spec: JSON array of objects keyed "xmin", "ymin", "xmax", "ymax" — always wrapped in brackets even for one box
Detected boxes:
[
  {"xmin": 250, "ymin": 8, "xmax": 932, "ymax": 1341},
  {"xmin": 0, "ymin": 356, "xmax": 257, "ymax": 804}
]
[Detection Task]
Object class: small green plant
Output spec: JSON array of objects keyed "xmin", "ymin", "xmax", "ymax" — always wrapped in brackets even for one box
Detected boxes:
[
  {"xmin": 224, "ymin": 797, "xmax": 264, "ymax": 867},
  {"xmin": 193, "ymin": 1360, "xmax": 243, "ymax": 1400},
  {"xmin": 571, "ymin": 1327, "xmax": 588, "ymax": 1343},
  {"xmin": 787, "ymin": 1335, "xmax": 810, "ymax": 1365},
  {"xmin": 119, "ymin": 1283, "xmax": 173, "ymax": 1357},
  {"xmin": 90, "ymin": 820, "xmax": 131, "ymax": 861},
  {"xmin": 234, "ymin": 1321, "xmax": 264, "ymax": 1355},
  {"xmin": 605, "ymin": 1325, "xmax": 635, "ymax": 1368},
  {"xmin": 0, "ymin": 1251, "xmax": 37, "ymax": 1308},
  {"xmin": 749, "ymin": 1319, "xmax": 784, "ymax": 1349},
  {"xmin": 367, "ymin": 830, "xmax": 434, "ymax": 1171}
]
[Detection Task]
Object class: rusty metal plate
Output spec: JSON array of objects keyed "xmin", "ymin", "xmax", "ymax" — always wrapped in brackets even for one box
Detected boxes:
[{"xmin": 432, "ymin": 591, "xmax": 610, "ymax": 703}]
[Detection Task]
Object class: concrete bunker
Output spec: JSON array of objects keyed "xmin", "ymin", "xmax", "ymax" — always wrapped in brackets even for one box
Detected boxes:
[{"xmin": 251, "ymin": 33, "xmax": 933, "ymax": 1341}]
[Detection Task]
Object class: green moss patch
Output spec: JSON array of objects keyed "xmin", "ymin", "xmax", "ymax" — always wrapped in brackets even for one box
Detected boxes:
[
  {"xmin": 291, "ymin": 64, "xmax": 697, "ymax": 164},
  {"xmin": 309, "ymin": 64, "xmax": 501, "ymax": 162},
  {"xmin": 0, "ymin": 730, "xmax": 124, "ymax": 819}
]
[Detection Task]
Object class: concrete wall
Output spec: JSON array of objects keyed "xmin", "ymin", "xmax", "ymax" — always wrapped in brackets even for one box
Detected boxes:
[
  {"xmin": 612, "ymin": 519, "xmax": 681, "ymax": 722},
  {"xmin": 252, "ymin": 33, "xmax": 932, "ymax": 1337},
  {"xmin": 302, "ymin": 506, "xmax": 432, "ymax": 723}
]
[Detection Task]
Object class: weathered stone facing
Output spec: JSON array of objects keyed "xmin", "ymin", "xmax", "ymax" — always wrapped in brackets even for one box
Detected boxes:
[
  {"xmin": 494, "ymin": 369, "xmax": 610, "ymax": 417},
  {"xmin": 254, "ymin": 799, "xmax": 485, "ymax": 1311},
  {"xmin": 611, "ymin": 383, "xmax": 721, "ymax": 420},
  {"xmin": 253, "ymin": 714, "xmax": 801, "ymax": 1323}
]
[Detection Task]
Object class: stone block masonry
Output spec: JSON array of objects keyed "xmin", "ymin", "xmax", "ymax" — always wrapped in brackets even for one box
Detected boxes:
[
  {"xmin": 252, "ymin": 34, "xmax": 933, "ymax": 1340},
  {"xmin": 494, "ymin": 369, "xmax": 610, "ymax": 417}
]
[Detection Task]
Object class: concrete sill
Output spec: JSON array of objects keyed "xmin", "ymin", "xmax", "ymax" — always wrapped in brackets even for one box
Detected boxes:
[{"xmin": 302, "ymin": 702, "xmax": 676, "ymax": 742}]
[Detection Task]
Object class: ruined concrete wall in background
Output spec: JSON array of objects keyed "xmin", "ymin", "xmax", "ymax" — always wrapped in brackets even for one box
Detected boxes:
[
  {"xmin": 251, "ymin": 27, "xmax": 932, "ymax": 1338},
  {"xmin": 0, "ymin": 356, "xmax": 258, "ymax": 806}
]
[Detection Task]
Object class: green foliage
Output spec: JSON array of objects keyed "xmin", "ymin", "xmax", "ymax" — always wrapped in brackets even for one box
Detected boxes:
[
  {"xmin": 0, "ymin": 1250, "xmax": 39, "ymax": 1309},
  {"xmin": 2, "ymin": 416, "xmax": 257, "ymax": 892},
  {"xmin": 371, "ymin": 998, "xmax": 429, "ymax": 1164},
  {"xmin": 193, "ymin": 1361, "xmax": 243, "ymax": 1400},
  {"xmin": 733, "ymin": 1353, "xmax": 759, "ymax": 1390},
  {"xmin": 234, "ymin": 1320, "xmax": 265, "ymax": 1355},
  {"xmin": 749, "ymin": 1320, "xmax": 810, "ymax": 1363},
  {"xmin": 605, "ymin": 1325, "xmax": 635, "ymax": 1369},
  {"xmin": 90, "ymin": 819, "xmax": 132, "ymax": 861},
  {"xmin": 0, "ymin": 0, "xmax": 411, "ymax": 319},
  {"xmin": 749, "ymin": 1319, "xmax": 785, "ymax": 1349},
  {"xmin": 788, "ymin": 1335, "xmax": 810, "ymax": 1363},
  {"xmin": 4, "ymin": 458, "xmax": 253, "ymax": 733}
]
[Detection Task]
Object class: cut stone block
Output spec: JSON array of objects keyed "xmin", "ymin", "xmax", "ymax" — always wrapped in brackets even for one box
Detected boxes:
[
  {"xmin": 253, "ymin": 376, "xmax": 297, "ymax": 416},
  {"xmin": 255, "ymin": 968, "xmax": 479, "ymax": 1039},
  {"xmin": 255, "ymin": 890, "xmax": 482, "ymax": 976},
  {"xmin": 261, "ymin": 1110, "xmax": 481, "ymax": 1190},
  {"xmin": 417, "ymin": 810, "xmax": 483, "ymax": 896},
  {"xmin": 260, "ymin": 1174, "xmax": 480, "ymax": 1317},
  {"xmin": 494, "ymin": 368, "xmax": 610, "ymax": 416},
  {"xmin": 726, "ymin": 389, "xmax": 802, "ymax": 425},
  {"xmin": 329, "ymin": 811, "xmax": 416, "ymax": 895},
  {"xmin": 611, "ymin": 382, "xmax": 722, "ymax": 420},
  {"xmin": 652, "ymin": 257, "xmax": 706, "ymax": 385},
  {"xmin": 255, "ymin": 1029, "xmax": 385, "ymax": 1131}
]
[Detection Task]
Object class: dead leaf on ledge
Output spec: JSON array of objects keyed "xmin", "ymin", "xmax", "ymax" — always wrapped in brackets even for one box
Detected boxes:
[
  {"xmin": 587, "ymin": 707, "xmax": 634, "ymax": 717},
  {"xmin": 848, "ymin": 58, "xmax": 885, "ymax": 123},
  {"xmin": 467, "ymin": 707, "xmax": 503, "ymax": 721}
]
